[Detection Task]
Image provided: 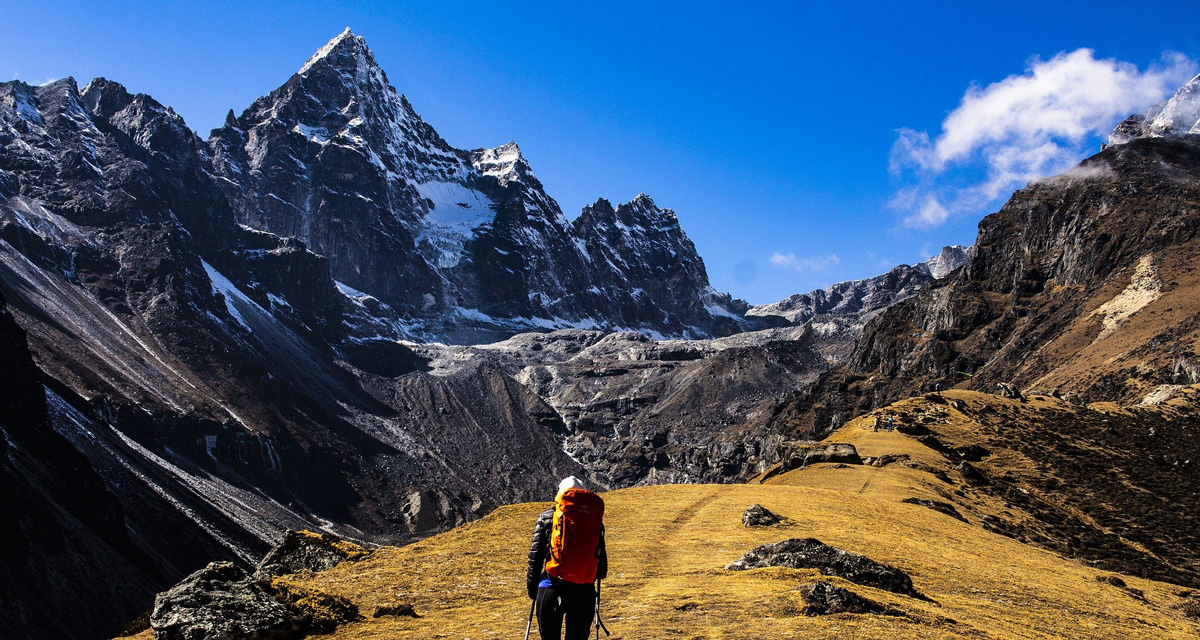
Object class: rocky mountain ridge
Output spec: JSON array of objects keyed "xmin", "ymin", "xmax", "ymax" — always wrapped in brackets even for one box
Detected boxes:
[
  {"xmin": 208, "ymin": 28, "xmax": 746, "ymax": 342},
  {"xmin": 1110, "ymin": 72, "xmax": 1200, "ymax": 143},
  {"xmin": 746, "ymin": 245, "xmax": 969, "ymax": 363},
  {"xmin": 772, "ymin": 107, "xmax": 1200, "ymax": 449},
  {"xmin": 748, "ymin": 245, "xmax": 970, "ymax": 326}
]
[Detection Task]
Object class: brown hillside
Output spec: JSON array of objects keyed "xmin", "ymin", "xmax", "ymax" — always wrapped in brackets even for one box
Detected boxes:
[{"xmin": 773, "ymin": 136, "xmax": 1200, "ymax": 443}]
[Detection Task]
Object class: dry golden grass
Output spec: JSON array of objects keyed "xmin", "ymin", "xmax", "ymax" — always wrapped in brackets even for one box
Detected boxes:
[
  {"xmin": 124, "ymin": 389, "xmax": 1200, "ymax": 639},
  {"xmin": 269, "ymin": 433, "xmax": 1197, "ymax": 639}
]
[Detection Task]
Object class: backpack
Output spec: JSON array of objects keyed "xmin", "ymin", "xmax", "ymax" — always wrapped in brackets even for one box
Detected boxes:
[{"xmin": 544, "ymin": 488, "xmax": 605, "ymax": 584}]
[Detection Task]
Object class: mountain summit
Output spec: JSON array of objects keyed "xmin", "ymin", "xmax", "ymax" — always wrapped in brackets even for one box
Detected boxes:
[
  {"xmin": 1110, "ymin": 72, "xmax": 1200, "ymax": 144},
  {"xmin": 209, "ymin": 29, "xmax": 747, "ymax": 342}
]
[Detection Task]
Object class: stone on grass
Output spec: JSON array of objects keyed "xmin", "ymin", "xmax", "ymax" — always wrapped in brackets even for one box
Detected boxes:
[
  {"xmin": 901, "ymin": 497, "xmax": 968, "ymax": 522},
  {"xmin": 150, "ymin": 562, "xmax": 298, "ymax": 640},
  {"xmin": 778, "ymin": 442, "xmax": 862, "ymax": 471},
  {"xmin": 726, "ymin": 538, "xmax": 923, "ymax": 599},
  {"xmin": 798, "ymin": 581, "xmax": 899, "ymax": 616},
  {"xmin": 255, "ymin": 530, "xmax": 371, "ymax": 579},
  {"xmin": 742, "ymin": 504, "xmax": 783, "ymax": 527}
]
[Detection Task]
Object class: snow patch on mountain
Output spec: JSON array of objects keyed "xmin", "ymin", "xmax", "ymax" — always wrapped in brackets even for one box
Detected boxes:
[
  {"xmin": 1111, "ymin": 73, "xmax": 1200, "ymax": 144},
  {"xmin": 202, "ymin": 260, "xmax": 259, "ymax": 332}
]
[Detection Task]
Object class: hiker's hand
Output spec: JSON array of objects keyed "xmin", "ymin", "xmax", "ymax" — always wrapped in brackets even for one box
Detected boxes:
[{"xmin": 528, "ymin": 586, "xmax": 537, "ymax": 600}]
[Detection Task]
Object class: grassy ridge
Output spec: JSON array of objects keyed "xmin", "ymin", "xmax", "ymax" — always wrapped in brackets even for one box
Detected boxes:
[{"xmin": 126, "ymin": 389, "xmax": 1200, "ymax": 639}]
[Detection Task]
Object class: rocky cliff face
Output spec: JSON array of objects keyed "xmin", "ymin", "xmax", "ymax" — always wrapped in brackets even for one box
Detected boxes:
[
  {"xmin": 773, "ymin": 133, "xmax": 1200, "ymax": 438},
  {"xmin": 0, "ymin": 286, "xmax": 167, "ymax": 640}
]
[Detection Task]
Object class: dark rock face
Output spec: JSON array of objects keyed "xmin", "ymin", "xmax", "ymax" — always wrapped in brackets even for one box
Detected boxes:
[
  {"xmin": 152, "ymin": 531, "xmax": 371, "ymax": 640},
  {"xmin": 778, "ymin": 442, "xmax": 862, "ymax": 470},
  {"xmin": 254, "ymin": 530, "xmax": 370, "ymax": 580},
  {"xmin": 151, "ymin": 562, "xmax": 300, "ymax": 640},
  {"xmin": 742, "ymin": 504, "xmax": 783, "ymax": 527},
  {"xmin": 450, "ymin": 328, "xmax": 828, "ymax": 487},
  {"xmin": 901, "ymin": 497, "xmax": 967, "ymax": 523},
  {"xmin": 0, "ymin": 285, "xmax": 167, "ymax": 640},
  {"xmin": 798, "ymin": 582, "xmax": 896, "ymax": 616},
  {"xmin": 572, "ymin": 195, "xmax": 748, "ymax": 337},
  {"xmin": 726, "ymin": 538, "xmax": 921, "ymax": 598},
  {"xmin": 772, "ymin": 134, "xmax": 1200, "ymax": 442}
]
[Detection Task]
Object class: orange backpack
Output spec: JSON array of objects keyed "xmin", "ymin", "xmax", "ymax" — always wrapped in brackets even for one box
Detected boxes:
[{"xmin": 544, "ymin": 488, "xmax": 605, "ymax": 584}]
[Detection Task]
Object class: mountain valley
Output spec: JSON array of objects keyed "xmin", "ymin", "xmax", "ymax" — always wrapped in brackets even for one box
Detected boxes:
[{"xmin": 2, "ymin": 26, "xmax": 1200, "ymax": 640}]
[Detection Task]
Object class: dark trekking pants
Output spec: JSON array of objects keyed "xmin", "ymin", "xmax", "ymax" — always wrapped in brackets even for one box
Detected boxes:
[{"xmin": 535, "ymin": 580, "xmax": 595, "ymax": 640}]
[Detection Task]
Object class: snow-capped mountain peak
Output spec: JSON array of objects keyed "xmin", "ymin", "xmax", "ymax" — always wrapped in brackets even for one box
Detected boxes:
[
  {"xmin": 469, "ymin": 141, "xmax": 534, "ymax": 186},
  {"xmin": 298, "ymin": 27, "xmax": 368, "ymax": 76},
  {"xmin": 203, "ymin": 28, "xmax": 750, "ymax": 341},
  {"xmin": 1110, "ymin": 73, "xmax": 1200, "ymax": 144}
]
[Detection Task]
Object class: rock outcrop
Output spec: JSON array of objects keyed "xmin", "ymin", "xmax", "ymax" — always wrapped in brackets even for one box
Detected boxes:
[
  {"xmin": 797, "ymin": 581, "xmax": 898, "ymax": 616},
  {"xmin": 742, "ymin": 504, "xmax": 783, "ymax": 527},
  {"xmin": 726, "ymin": 538, "xmax": 922, "ymax": 598},
  {"xmin": 152, "ymin": 531, "xmax": 368, "ymax": 640},
  {"xmin": 151, "ymin": 562, "xmax": 301, "ymax": 640},
  {"xmin": 778, "ymin": 442, "xmax": 862, "ymax": 470},
  {"xmin": 254, "ymin": 530, "xmax": 371, "ymax": 579},
  {"xmin": 901, "ymin": 497, "xmax": 967, "ymax": 523}
]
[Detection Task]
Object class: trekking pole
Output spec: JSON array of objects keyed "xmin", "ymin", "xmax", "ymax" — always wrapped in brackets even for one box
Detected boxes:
[
  {"xmin": 595, "ymin": 579, "xmax": 610, "ymax": 638},
  {"xmin": 524, "ymin": 598, "xmax": 535, "ymax": 640}
]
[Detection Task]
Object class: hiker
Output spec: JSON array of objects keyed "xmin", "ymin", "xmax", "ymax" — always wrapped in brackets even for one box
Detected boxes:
[
  {"xmin": 527, "ymin": 476, "xmax": 608, "ymax": 640},
  {"xmin": 872, "ymin": 412, "xmax": 881, "ymax": 432}
]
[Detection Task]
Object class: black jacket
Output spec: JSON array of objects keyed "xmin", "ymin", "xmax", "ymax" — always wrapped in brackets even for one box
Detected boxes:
[{"xmin": 526, "ymin": 508, "xmax": 608, "ymax": 598}]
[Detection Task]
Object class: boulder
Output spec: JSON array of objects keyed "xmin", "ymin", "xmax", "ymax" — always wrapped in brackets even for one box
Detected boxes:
[
  {"xmin": 798, "ymin": 582, "xmax": 898, "ymax": 616},
  {"xmin": 150, "ymin": 562, "xmax": 299, "ymax": 640},
  {"xmin": 778, "ymin": 442, "xmax": 862, "ymax": 471},
  {"xmin": 152, "ymin": 531, "xmax": 369, "ymax": 640},
  {"xmin": 726, "ymin": 538, "xmax": 923, "ymax": 599},
  {"xmin": 742, "ymin": 504, "xmax": 783, "ymax": 527},
  {"xmin": 255, "ymin": 530, "xmax": 371, "ymax": 579}
]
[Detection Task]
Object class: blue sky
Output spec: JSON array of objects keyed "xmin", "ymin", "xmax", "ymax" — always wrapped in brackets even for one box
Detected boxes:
[{"xmin": 4, "ymin": 1, "xmax": 1200, "ymax": 304}]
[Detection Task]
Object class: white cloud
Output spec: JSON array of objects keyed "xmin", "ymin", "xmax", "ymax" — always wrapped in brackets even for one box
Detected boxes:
[
  {"xmin": 770, "ymin": 252, "xmax": 840, "ymax": 273},
  {"xmin": 891, "ymin": 49, "xmax": 1197, "ymax": 228}
]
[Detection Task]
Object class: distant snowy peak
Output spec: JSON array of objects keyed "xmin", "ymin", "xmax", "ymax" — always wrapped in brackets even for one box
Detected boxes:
[
  {"xmin": 923, "ymin": 244, "xmax": 971, "ymax": 279},
  {"xmin": 468, "ymin": 141, "xmax": 535, "ymax": 186},
  {"xmin": 748, "ymin": 244, "xmax": 971, "ymax": 325},
  {"xmin": 298, "ymin": 27, "xmax": 364, "ymax": 75},
  {"xmin": 202, "ymin": 28, "xmax": 750, "ymax": 341},
  {"xmin": 1110, "ymin": 73, "xmax": 1200, "ymax": 144},
  {"xmin": 577, "ymin": 194, "xmax": 682, "ymax": 235}
]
